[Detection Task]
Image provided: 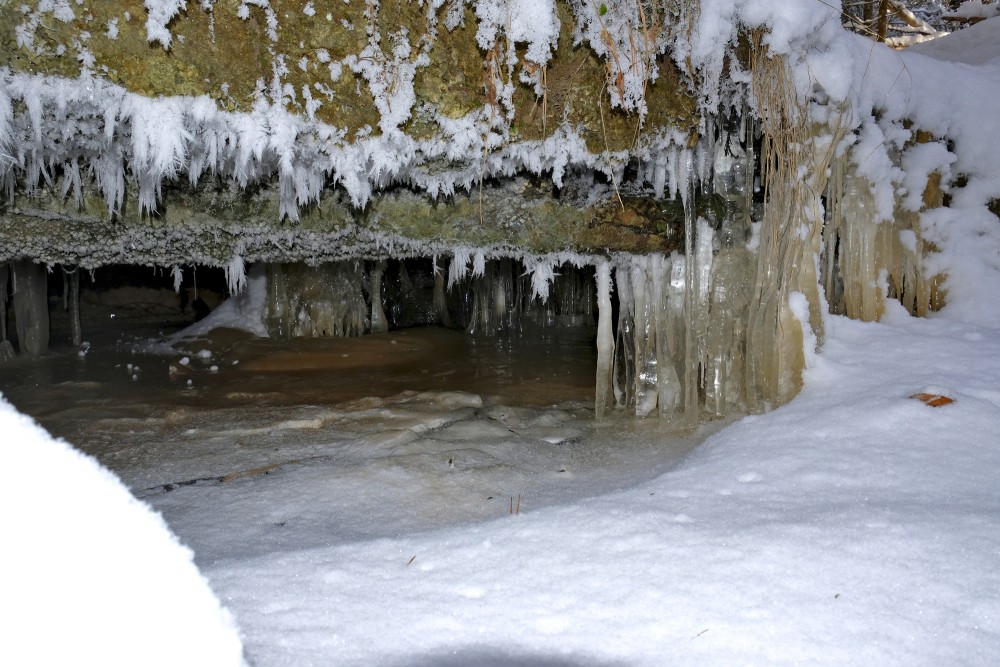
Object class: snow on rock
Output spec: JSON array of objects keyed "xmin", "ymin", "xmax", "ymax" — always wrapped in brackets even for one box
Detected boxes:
[
  {"xmin": 0, "ymin": 395, "xmax": 245, "ymax": 667},
  {"xmin": 850, "ymin": 18, "xmax": 1000, "ymax": 326},
  {"xmin": 949, "ymin": 0, "xmax": 1000, "ymax": 21},
  {"xmin": 507, "ymin": 0, "xmax": 559, "ymax": 65}
]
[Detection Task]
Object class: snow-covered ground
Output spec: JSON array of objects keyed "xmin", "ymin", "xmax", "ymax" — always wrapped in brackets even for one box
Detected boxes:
[
  {"xmin": 5, "ymin": 284, "xmax": 998, "ymax": 666},
  {"xmin": 203, "ymin": 307, "xmax": 1000, "ymax": 666}
]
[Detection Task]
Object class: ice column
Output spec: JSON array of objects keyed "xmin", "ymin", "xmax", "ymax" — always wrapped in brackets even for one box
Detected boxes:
[
  {"xmin": 681, "ymin": 153, "xmax": 700, "ymax": 426},
  {"xmin": 265, "ymin": 262, "xmax": 369, "ymax": 338},
  {"xmin": 0, "ymin": 264, "xmax": 13, "ymax": 364},
  {"xmin": 465, "ymin": 259, "xmax": 514, "ymax": 334},
  {"xmin": 837, "ymin": 171, "xmax": 883, "ymax": 321},
  {"xmin": 613, "ymin": 263, "xmax": 635, "ymax": 411},
  {"xmin": 66, "ymin": 268, "xmax": 82, "ymax": 347},
  {"xmin": 433, "ymin": 258, "xmax": 453, "ymax": 328},
  {"xmin": 265, "ymin": 263, "xmax": 291, "ymax": 340},
  {"xmin": 594, "ymin": 261, "xmax": 615, "ymax": 418},
  {"xmin": 631, "ymin": 259, "xmax": 658, "ymax": 417},
  {"xmin": 0, "ymin": 263, "xmax": 8, "ymax": 342},
  {"xmin": 823, "ymin": 145, "xmax": 941, "ymax": 321},
  {"xmin": 370, "ymin": 261, "xmax": 388, "ymax": 334},
  {"xmin": 12, "ymin": 259, "xmax": 49, "ymax": 356},
  {"xmin": 651, "ymin": 254, "xmax": 681, "ymax": 417},
  {"xmin": 704, "ymin": 247, "xmax": 753, "ymax": 416}
]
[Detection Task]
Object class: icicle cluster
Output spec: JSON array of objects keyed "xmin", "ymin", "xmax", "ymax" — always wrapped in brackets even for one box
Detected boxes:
[{"xmin": 0, "ymin": 0, "xmax": 724, "ymax": 223}]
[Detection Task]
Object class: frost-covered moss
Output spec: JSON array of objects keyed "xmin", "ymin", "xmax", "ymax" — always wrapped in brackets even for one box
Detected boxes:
[{"xmin": 0, "ymin": 0, "xmax": 697, "ymax": 143}]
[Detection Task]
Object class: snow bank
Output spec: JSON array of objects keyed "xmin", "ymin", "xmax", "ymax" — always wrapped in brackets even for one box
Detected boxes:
[
  {"xmin": 856, "ymin": 18, "xmax": 1000, "ymax": 326},
  {"xmin": 0, "ymin": 395, "xmax": 245, "ymax": 666},
  {"xmin": 204, "ymin": 307, "xmax": 1000, "ymax": 667}
]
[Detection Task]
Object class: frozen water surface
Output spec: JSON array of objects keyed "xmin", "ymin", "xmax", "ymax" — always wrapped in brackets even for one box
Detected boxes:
[{"xmin": 0, "ymin": 321, "xmax": 723, "ymax": 568}]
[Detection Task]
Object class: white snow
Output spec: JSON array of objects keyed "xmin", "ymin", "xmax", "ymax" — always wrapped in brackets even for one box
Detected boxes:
[
  {"xmin": 908, "ymin": 12, "xmax": 1000, "ymax": 64},
  {"xmin": 950, "ymin": 0, "xmax": 1000, "ymax": 21},
  {"xmin": 139, "ymin": 288, "xmax": 1000, "ymax": 666},
  {"xmin": 0, "ymin": 396, "xmax": 245, "ymax": 666}
]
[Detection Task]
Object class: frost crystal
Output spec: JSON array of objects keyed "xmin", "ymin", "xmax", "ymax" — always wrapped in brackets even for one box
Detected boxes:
[{"xmin": 144, "ymin": 0, "xmax": 187, "ymax": 49}]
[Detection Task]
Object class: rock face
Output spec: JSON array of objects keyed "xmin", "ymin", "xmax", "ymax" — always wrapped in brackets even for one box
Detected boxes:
[
  {"xmin": 0, "ymin": 1, "xmax": 698, "ymax": 147},
  {"xmin": 0, "ymin": 1, "xmax": 707, "ymax": 262}
]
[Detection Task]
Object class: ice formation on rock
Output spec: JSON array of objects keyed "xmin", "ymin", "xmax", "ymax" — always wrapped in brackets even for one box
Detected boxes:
[{"xmin": 1, "ymin": 1, "xmax": 998, "ymax": 421}]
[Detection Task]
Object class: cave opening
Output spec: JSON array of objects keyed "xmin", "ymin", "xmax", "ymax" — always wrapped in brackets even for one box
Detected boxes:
[{"xmin": 0, "ymin": 257, "xmax": 603, "ymax": 437}]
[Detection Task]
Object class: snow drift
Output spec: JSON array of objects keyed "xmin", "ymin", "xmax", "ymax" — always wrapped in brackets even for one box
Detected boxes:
[{"xmin": 0, "ymin": 395, "xmax": 245, "ymax": 666}]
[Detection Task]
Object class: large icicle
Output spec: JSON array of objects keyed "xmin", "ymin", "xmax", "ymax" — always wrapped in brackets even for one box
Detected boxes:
[
  {"xmin": 594, "ymin": 260, "xmax": 615, "ymax": 419},
  {"xmin": 631, "ymin": 258, "xmax": 658, "ymax": 417},
  {"xmin": 744, "ymin": 43, "xmax": 844, "ymax": 411}
]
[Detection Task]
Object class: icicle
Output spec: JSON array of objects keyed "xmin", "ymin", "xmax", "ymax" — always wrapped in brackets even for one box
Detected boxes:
[
  {"xmin": 631, "ymin": 258, "xmax": 658, "ymax": 417},
  {"xmin": 225, "ymin": 255, "xmax": 247, "ymax": 295},
  {"xmin": 448, "ymin": 248, "xmax": 472, "ymax": 289},
  {"xmin": 612, "ymin": 262, "xmax": 635, "ymax": 411},
  {"xmin": 652, "ymin": 156, "xmax": 667, "ymax": 200},
  {"xmin": 528, "ymin": 257, "xmax": 555, "ymax": 302},
  {"xmin": 667, "ymin": 146, "xmax": 680, "ymax": 201},
  {"xmin": 594, "ymin": 260, "xmax": 615, "ymax": 418},
  {"xmin": 472, "ymin": 250, "xmax": 486, "ymax": 278},
  {"xmin": 171, "ymin": 266, "xmax": 184, "ymax": 293}
]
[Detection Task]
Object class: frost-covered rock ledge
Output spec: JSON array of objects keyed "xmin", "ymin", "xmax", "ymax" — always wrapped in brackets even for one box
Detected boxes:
[{"xmin": 0, "ymin": 0, "xmax": 709, "ymax": 267}]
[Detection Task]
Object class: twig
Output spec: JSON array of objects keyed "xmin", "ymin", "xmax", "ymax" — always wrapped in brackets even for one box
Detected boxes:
[{"xmin": 598, "ymin": 81, "xmax": 625, "ymax": 212}]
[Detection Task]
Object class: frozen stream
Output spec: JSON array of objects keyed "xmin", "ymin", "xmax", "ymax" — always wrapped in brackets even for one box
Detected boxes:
[{"xmin": 0, "ymin": 321, "xmax": 725, "ymax": 568}]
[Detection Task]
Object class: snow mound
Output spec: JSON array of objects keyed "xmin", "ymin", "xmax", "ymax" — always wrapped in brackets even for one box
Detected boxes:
[{"xmin": 0, "ymin": 395, "xmax": 245, "ymax": 667}]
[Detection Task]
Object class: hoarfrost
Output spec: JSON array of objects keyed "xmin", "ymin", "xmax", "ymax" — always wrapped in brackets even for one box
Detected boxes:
[
  {"xmin": 225, "ymin": 255, "xmax": 247, "ymax": 295},
  {"xmin": 144, "ymin": 0, "xmax": 187, "ymax": 49}
]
